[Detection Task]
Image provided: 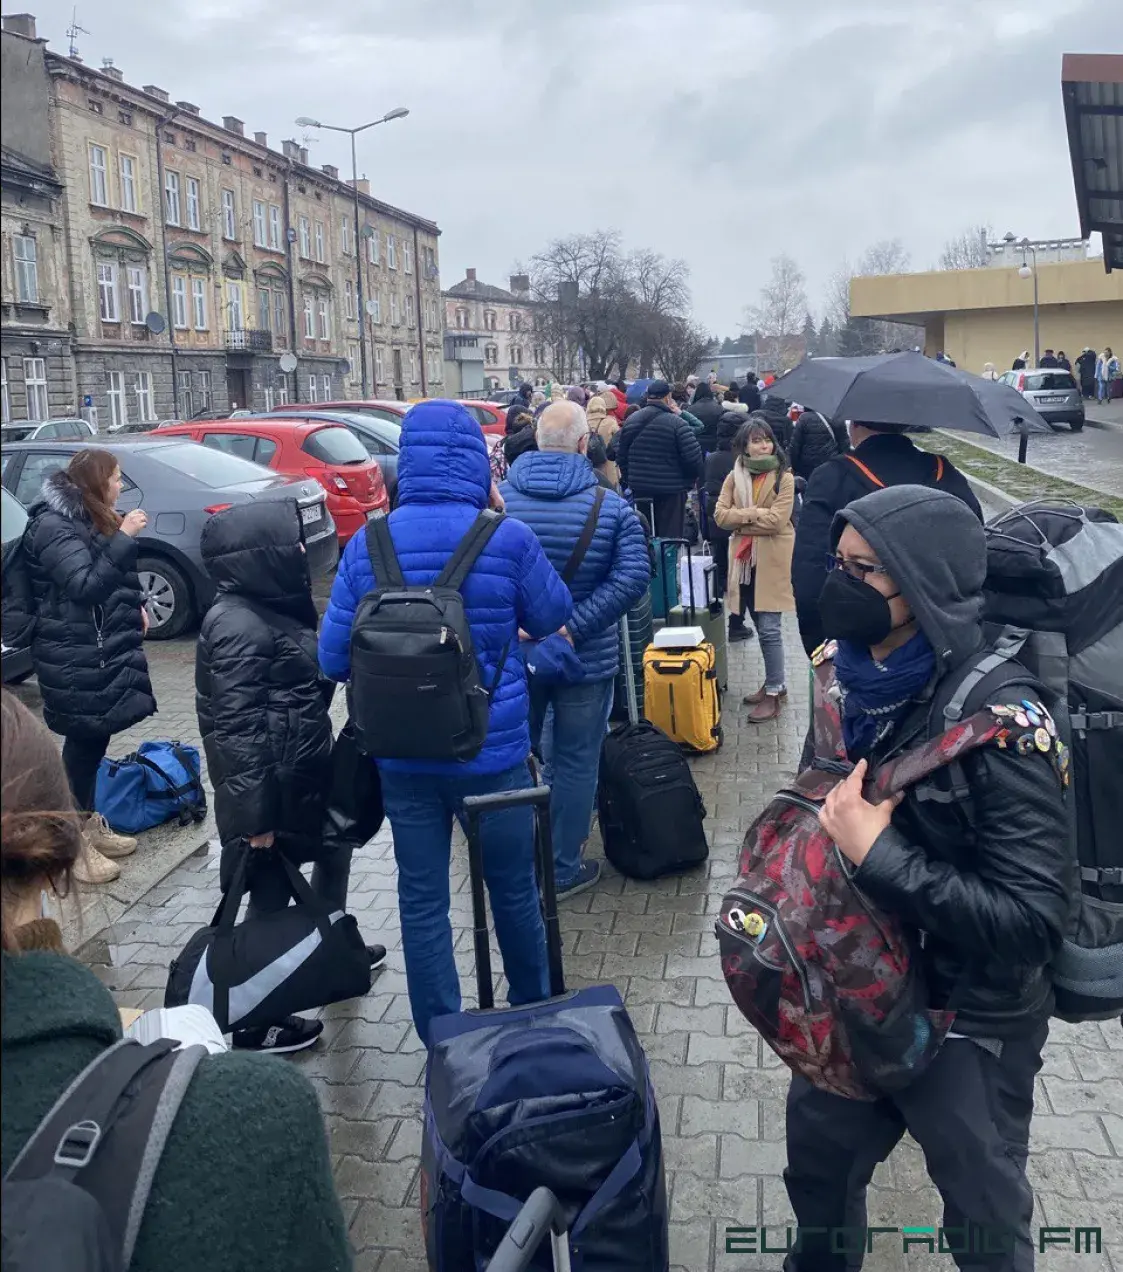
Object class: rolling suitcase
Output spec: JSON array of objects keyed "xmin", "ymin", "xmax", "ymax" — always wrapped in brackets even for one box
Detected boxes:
[
  {"xmin": 667, "ymin": 539, "xmax": 728, "ymax": 692},
  {"xmin": 637, "ymin": 499, "xmax": 679, "ymax": 622},
  {"xmin": 611, "ymin": 595, "xmax": 653, "ymax": 723},
  {"xmin": 421, "ymin": 780, "xmax": 670, "ymax": 1272}
]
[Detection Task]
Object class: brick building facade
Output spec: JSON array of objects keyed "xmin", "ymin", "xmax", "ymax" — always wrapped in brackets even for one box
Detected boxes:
[{"xmin": 443, "ymin": 270, "xmax": 551, "ymax": 393}]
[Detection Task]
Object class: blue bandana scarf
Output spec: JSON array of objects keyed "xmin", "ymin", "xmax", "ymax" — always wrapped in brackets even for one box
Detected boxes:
[{"xmin": 833, "ymin": 632, "xmax": 937, "ymax": 757}]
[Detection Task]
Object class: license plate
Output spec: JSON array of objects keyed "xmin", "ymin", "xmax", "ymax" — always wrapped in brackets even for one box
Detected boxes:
[
  {"xmin": 301, "ymin": 504, "xmax": 322, "ymax": 526},
  {"xmin": 1039, "ymin": 396, "xmax": 1065, "ymax": 405}
]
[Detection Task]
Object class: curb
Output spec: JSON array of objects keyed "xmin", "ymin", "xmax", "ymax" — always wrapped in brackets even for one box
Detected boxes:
[{"xmin": 964, "ymin": 472, "xmax": 1020, "ymax": 515}]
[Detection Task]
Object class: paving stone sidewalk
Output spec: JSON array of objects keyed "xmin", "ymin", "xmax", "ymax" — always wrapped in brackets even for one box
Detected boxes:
[{"xmin": 79, "ymin": 619, "xmax": 1122, "ymax": 1272}]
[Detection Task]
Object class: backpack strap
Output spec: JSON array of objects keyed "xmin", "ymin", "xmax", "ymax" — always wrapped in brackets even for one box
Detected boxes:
[
  {"xmin": 4, "ymin": 1038, "xmax": 207, "ymax": 1270},
  {"xmin": 560, "ymin": 487, "xmax": 606, "ymax": 584},
  {"xmin": 436, "ymin": 509, "xmax": 505, "ymax": 590},
  {"xmin": 844, "ymin": 452, "xmax": 948, "ymax": 490},
  {"xmin": 938, "ymin": 629, "xmax": 1029, "ymax": 723},
  {"xmin": 365, "ymin": 513, "xmax": 405, "ymax": 589},
  {"xmin": 122, "ymin": 751, "xmax": 203, "ymax": 825}
]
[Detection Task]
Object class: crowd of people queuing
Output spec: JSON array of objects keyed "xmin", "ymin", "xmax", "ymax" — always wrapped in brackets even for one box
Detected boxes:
[{"xmin": 0, "ymin": 356, "xmax": 1084, "ymax": 1270}]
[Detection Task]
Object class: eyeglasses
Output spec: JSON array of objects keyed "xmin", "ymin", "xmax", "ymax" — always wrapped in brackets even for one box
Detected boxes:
[{"xmin": 826, "ymin": 553, "xmax": 891, "ymax": 581}]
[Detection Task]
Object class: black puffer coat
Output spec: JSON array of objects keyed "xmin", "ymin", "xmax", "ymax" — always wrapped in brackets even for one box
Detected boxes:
[
  {"xmin": 615, "ymin": 403, "xmax": 704, "ymax": 496},
  {"xmin": 25, "ymin": 470, "xmax": 155, "ymax": 738},
  {"xmin": 757, "ymin": 395, "xmax": 793, "ymax": 450},
  {"xmin": 788, "ymin": 409, "xmax": 842, "ymax": 480},
  {"xmin": 686, "ymin": 383, "xmax": 724, "ymax": 452},
  {"xmin": 195, "ymin": 499, "xmax": 333, "ymax": 845}
]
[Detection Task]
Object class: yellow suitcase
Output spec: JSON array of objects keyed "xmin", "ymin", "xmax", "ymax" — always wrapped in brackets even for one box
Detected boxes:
[{"xmin": 642, "ymin": 642, "xmax": 722, "ymax": 753}]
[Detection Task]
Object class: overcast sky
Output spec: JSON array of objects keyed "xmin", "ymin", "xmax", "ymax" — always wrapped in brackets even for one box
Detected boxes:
[{"xmin": 23, "ymin": 0, "xmax": 1119, "ymax": 335}]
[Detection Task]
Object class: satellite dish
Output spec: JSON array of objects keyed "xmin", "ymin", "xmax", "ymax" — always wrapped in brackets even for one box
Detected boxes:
[
  {"xmin": 365, "ymin": 299, "xmax": 379, "ymax": 317},
  {"xmin": 279, "ymin": 352, "xmax": 298, "ymax": 373},
  {"xmin": 340, "ymin": 360, "xmax": 352, "ymax": 375},
  {"xmin": 145, "ymin": 311, "xmax": 167, "ymax": 334}
]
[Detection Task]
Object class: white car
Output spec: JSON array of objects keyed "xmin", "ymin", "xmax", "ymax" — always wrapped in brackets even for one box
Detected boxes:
[{"xmin": 1, "ymin": 418, "xmax": 94, "ymax": 443}]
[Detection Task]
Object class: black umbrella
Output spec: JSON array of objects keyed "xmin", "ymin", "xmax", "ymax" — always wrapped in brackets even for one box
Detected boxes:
[{"xmin": 764, "ymin": 352, "xmax": 1051, "ymax": 461}]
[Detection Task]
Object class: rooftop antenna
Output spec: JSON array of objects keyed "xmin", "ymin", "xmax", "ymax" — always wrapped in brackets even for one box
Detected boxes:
[{"xmin": 66, "ymin": 7, "xmax": 90, "ymax": 58}]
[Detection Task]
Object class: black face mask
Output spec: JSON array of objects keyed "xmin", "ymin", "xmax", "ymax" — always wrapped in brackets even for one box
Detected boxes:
[{"xmin": 818, "ymin": 568, "xmax": 908, "ymax": 647}]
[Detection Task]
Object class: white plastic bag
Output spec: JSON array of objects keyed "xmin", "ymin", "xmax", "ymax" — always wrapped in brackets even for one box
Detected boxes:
[{"xmin": 678, "ymin": 547, "xmax": 716, "ymax": 613}]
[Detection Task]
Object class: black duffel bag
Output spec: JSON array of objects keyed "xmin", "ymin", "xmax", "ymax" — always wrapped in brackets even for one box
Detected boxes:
[{"xmin": 165, "ymin": 843, "xmax": 372, "ymax": 1032}]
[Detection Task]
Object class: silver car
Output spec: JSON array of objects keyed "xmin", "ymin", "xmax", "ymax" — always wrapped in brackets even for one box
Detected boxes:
[
  {"xmin": 1000, "ymin": 369, "xmax": 1085, "ymax": 432},
  {"xmin": 1, "ymin": 418, "xmax": 94, "ymax": 443}
]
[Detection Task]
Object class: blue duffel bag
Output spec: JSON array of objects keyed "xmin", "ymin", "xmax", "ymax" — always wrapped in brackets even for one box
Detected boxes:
[
  {"xmin": 95, "ymin": 740, "xmax": 207, "ymax": 834},
  {"xmin": 420, "ymin": 783, "xmax": 669, "ymax": 1272}
]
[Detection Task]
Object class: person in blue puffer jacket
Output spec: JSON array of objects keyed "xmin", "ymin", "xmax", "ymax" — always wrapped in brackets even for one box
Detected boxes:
[
  {"xmin": 318, "ymin": 400, "xmax": 572, "ymax": 1046},
  {"xmin": 500, "ymin": 402, "xmax": 651, "ymax": 896}
]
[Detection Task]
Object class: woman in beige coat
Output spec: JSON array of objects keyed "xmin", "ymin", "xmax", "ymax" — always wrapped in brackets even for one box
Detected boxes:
[
  {"xmin": 586, "ymin": 393, "xmax": 620, "ymax": 486},
  {"xmin": 714, "ymin": 419, "xmax": 795, "ymax": 722}
]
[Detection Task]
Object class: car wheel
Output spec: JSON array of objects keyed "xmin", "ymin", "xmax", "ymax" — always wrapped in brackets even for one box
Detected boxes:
[
  {"xmin": 1070, "ymin": 418, "xmax": 1085, "ymax": 432},
  {"xmin": 137, "ymin": 557, "xmax": 195, "ymax": 640}
]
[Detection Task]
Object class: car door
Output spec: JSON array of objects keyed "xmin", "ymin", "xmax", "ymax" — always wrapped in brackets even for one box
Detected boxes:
[{"xmin": 201, "ymin": 431, "xmax": 259, "ymax": 462}]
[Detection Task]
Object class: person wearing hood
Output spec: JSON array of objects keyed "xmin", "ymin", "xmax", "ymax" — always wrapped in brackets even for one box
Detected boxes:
[
  {"xmin": 788, "ymin": 408, "xmax": 843, "ymax": 482},
  {"xmin": 500, "ymin": 403, "xmax": 650, "ymax": 896},
  {"xmin": 1056, "ymin": 350, "xmax": 1071, "ymax": 372},
  {"xmin": 757, "ymin": 393, "xmax": 794, "ymax": 450},
  {"xmin": 685, "ymin": 380, "xmax": 724, "ymax": 454},
  {"xmin": 505, "ymin": 381, "xmax": 534, "ymax": 432},
  {"xmin": 981, "ymin": 361, "xmax": 999, "ymax": 381},
  {"xmin": 23, "ymin": 450, "xmax": 156, "ymax": 885},
  {"xmin": 1076, "ymin": 347, "xmax": 1097, "ymax": 398},
  {"xmin": 1012, "ymin": 351, "xmax": 1028, "ymax": 371},
  {"xmin": 783, "ymin": 485, "xmax": 1072, "ymax": 1272},
  {"xmin": 614, "ymin": 380, "xmax": 704, "ymax": 539},
  {"xmin": 586, "ymin": 392, "xmax": 619, "ymax": 486},
  {"xmin": 196, "ymin": 498, "xmax": 386, "ymax": 1054},
  {"xmin": 566, "ymin": 385, "xmax": 588, "ymax": 408},
  {"xmin": 319, "ymin": 401, "xmax": 572, "ymax": 1047},
  {"xmin": 791, "ymin": 420, "xmax": 981, "ymax": 659},
  {"xmin": 704, "ymin": 410, "xmax": 749, "ymax": 632},
  {"xmin": 602, "ymin": 379, "xmax": 628, "ymax": 422}
]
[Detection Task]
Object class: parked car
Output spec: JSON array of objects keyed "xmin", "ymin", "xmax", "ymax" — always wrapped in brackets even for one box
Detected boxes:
[
  {"xmin": 1, "ymin": 485, "xmax": 34, "ymax": 684},
  {"xmin": 1, "ymin": 418, "xmax": 94, "ymax": 443},
  {"xmin": 157, "ymin": 418, "xmax": 387, "ymax": 545},
  {"xmin": 0, "ymin": 438, "xmax": 336, "ymax": 639},
  {"xmin": 246, "ymin": 410, "xmax": 400, "ymax": 504},
  {"xmin": 1000, "ymin": 369, "xmax": 1085, "ymax": 432},
  {"xmin": 269, "ymin": 399, "xmax": 408, "ymax": 426},
  {"xmin": 406, "ymin": 399, "xmax": 508, "ymax": 434}
]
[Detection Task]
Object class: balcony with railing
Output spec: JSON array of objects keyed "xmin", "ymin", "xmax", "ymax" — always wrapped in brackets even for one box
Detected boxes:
[{"xmin": 225, "ymin": 328, "xmax": 272, "ymax": 353}]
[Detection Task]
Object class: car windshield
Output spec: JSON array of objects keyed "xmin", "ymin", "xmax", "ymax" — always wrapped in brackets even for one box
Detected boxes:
[
  {"xmin": 2, "ymin": 425, "xmax": 37, "ymax": 442},
  {"xmin": 302, "ymin": 427, "xmax": 370, "ymax": 465},
  {"xmin": 150, "ymin": 441, "xmax": 278, "ymax": 487},
  {"xmin": 1, "ymin": 488, "xmax": 28, "ymax": 545},
  {"xmin": 1025, "ymin": 372, "xmax": 1076, "ymax": 392},
  {"xmin": 337, "ymin": 415, "xmax": 401, "ymax": 447}
]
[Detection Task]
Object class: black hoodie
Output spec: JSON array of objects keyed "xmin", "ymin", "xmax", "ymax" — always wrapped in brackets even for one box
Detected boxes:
[
  {"xmin": 687, "ymin": 382, "xmax": 724, "ymax": 452},
  {"xmin": 195, "ymin": 499, "xmax": 333, "ymax": 844},
  {"xmin": 831, "ymin": 486, "xmax": 1074, "ymax": 1038}
]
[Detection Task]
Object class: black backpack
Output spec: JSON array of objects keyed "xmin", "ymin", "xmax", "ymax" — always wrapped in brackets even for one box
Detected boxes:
[
  {"xmin": 347, "ymin": 510, "xmax": 508, "ymax": 761},
  {"xmin": 2, "ymin": 1039, "xmax": 205, "ymax": 1272}
]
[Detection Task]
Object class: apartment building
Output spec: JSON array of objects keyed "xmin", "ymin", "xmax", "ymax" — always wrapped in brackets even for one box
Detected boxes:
[
  {"xmin": 0, "ymin": 13, "xmax": 443, "ymax": 429},
  {"xmin": 443, "ymin": 270, "xmax": 551, "ymax": 392}
]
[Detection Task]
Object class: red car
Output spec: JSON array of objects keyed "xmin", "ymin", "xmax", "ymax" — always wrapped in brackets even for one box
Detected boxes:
[
  {"xmin": 269, "ymin": 399, "xmax": 408, "ymax": 426},
  {"xmin": 158, "ymin": 419, "xmax": 387, "ymax": 545}
]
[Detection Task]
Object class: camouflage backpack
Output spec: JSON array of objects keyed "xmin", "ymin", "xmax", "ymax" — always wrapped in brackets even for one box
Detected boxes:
[{"xmin": 717, "ymin": 641, "xmax": 1070, "ymax": 1101}]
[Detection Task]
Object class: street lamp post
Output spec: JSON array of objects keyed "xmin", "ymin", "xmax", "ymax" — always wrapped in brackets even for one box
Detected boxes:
[
  {"xmin": 295, "ymin": 109, "xmax": 409, "ymax": 398},
  {"xmin": 1004, "ymin": 231, "xmax": 1040, "ymax": 368},
  {"xmin": 154, "ymin": 107, "xmax": 182, "ymax": 415}
]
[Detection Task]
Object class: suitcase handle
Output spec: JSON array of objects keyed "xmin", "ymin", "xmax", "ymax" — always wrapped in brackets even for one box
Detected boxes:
[
  {"xmin": 650, "ymin": 660, "xmax": 690, "ymax": 675},
  {"xmin": 487, "ymin": 1187, "xmax": 570, "ymax": 1272}
]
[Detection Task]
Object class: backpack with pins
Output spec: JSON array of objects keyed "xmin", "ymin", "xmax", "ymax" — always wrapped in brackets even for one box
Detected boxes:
[{"xmin": 347, "ymin": 510, "xmax": 509, "ymax": 761}]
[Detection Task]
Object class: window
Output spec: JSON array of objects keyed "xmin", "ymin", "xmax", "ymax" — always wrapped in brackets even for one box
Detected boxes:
[
  {"xmin": 409, "ymin": 349, "xmax": 418, "ymax": 383},
  {"xmin": 164, "ymin": 170, "xmax": 181, "ymax": 225},
  {"xmin": 390, "ymin": 294, "xmax": 400, "ymax": 326},
  {"xmin": 533, "ymin": 344, "xmax": 546, "ymax": 366},
  {"xmin": 196, "ymin": 370, "xmax": 212, "ymax": 410},
  {"xmin": 97, "ymin": 262, "xmax": 119, "ymax": 322},
  {"xmin": 192, "ymin": 277, "xmax": 207, "ymax": 329},
  {"xmin": 258, "ymin": 287, "xmax": 271, "ymax": 330},
  {"xmin": 252, "ymin": 200, "xmax": 267, "ymax": 247},
  {"xmin": 368, "ymin": 231, "xmax": 379, "ymax": 265},
  {"xmin": 303, "ymin": 295, "xmax": 314, "ymax": 339},
  {"xmin": 171, "ymin": 275, "xmax": 187, "ymax": 328},
  {"xmin": 276, "ymin": 381, "xmax": 288, "ymax": 406},
  {"xmin": 151, "ymin": 441, "xmax": 285, "ymax": 487},
  {"xmin": 254, "ymin": 437, "xmax": 278, "ymax": 464},
  {"xmin": 298, "ymin": 216, "xmax": 311, "ymax": 258},
  {"xmin": 510, "ymin": 345, "xmax": 523, "ymax": 366},
  {"xmin": 302, "ymin": 426, "xmax": 370, "ymax": 466},
  {"xmin": 135, "ymin": 371, "xmax": 154, "ymax": 421},
  {"xmin": 341, "ymin": 216, "xmax": 351, "ymax": 255},
  {"xmin": 345, "ymin": 280, "xmax": 355, "ymax": 319},
  {"xmin": 374, "ymin": 346, "xmax": 385, "ymax": 382},
  {"xmin": 222, "ymin": 189, "xmax": 236, "ymax": 240},
  {"xmin": 368, "ymin": 293, "xmax": 381, "ymax": 324},
  {"xmin": 106, "ymin": 370, "xmax": 127, "ymax": 428},
  {"xmin": 405, "ymin": 295, "xmax": 415, "ymax": 327},
  {"xmin": 89, "ymin": 144, "xmax": 108, "ymax": 205},
  {"xmin": 308, "ymin": 375, "xmax": 318, "ymax": 403},
  {"xmin": 321, "ymin": 374, "xmax": 331, "ymax": 401},
  {"xmin": 484, "ymin": 310, "xmax": 496, "ymax": 331},
  {"xmin": 403, "ymin": 242, "xmax": 413, "ymax": 273},
  {"xmin": 186, "ymin": 177, "xmax": 201, "ymax": 230},
  {"xmin": 119, "ymin": 154, "xmax": 138, "ymax": 213},
  {"xmin": 314, "ymin": 221, "xmax": 325, "ymax": 263},
  {"xmin": 456, "ymin": 306, "xmax": 469, "ymax": 330},
  {"xmin": 202, "ymin": 432, "xmax": 258, "ymax": 462},
  {"xmin": 14, "ymin": 452, "xmax": 67, "ymax": 504},
  {"xmin": 273, "ymin": 291, "xmax": 285, "ymax": 337},
  {"xmin": 13, "ymin": 235, "xmax": 38, "ymax": 304},
  {"xmin": 485, "ymin": 343, "xmax": 498, "ymax": 365},
  {"xmin": 268, "ymin": 205, "xmax": 282, "ymax": 250},
  {"xmin": 509, "ymin": 312, "xmax": 521, "ymax": 331},
  {"xmin": 226, "ymin": 280, "xmax": 243, "ymax": 328},
  {"xmin": 177, "ymin": 370, "xmax": 193, "ymax": 419},
  {"xmin": 127, "ymin": 266, "xmax": 148, "ymax": 324},
  {"xmin": 1, "ymin": 360, "xmax": 8, "ymax": 424},
  {"xmin": 23, "ymin": 358, "xmax": 48, "ymax": 420},
  {"xmin": 386, "ymin": 235, "xmax": 397, "ymax": 269},
  {"xmin": 348, "ymin": 344, "xmax": 360, "ymax": 380},
  {"xmin": 317, "ymin": 297, "xmax": 329, "ymax": 341}
]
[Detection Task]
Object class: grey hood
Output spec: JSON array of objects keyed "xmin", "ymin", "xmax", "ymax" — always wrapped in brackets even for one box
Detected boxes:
[{"xmin": 830, "ymin": 484, "xmax": 987, "ymax": 675}]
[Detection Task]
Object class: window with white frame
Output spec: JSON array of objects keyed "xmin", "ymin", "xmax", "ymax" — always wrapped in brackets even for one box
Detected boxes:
[
  {"xmin": 308, "ymin": 375, "xmax": 319, "ymax": 403},
  {"xmin": 321, "ymin": 374, "xmax": 331, "ymax": 399},
  {"xmin": 341, "ymin": 216, "xmax": 351, "ymax": 255},
  {"xmin": 303, "ymin": 295, "xmax": 314, "ymax": 339},
  {"xmin": 119, "ymin": 154, "xmax": 138, "ymax": 213},
  {"xmin": 186, "ymin": 177, "xmax": 201, "ymax": 230},
  {"xmin": 348, "ymin": 344, "xmax": 359, "ymax": 380},
  {"xmin": 222, "ymin": 189, "xmax": 236, "ymax": 240},
  {"xmin": 273, "ymin": 291, "xmax": 285, "ymax": 337},
  {"xmin": 172, "ymin": 275, "xmax": 188, "ymax": 328},
  {"xmin": 177, "ymin": 370, "xmax": 193, "ymax": 419},
  {"xmin": 14, "ymin": 235, "xmax": 38, "ymax": 304},
  {"xmin": 405, "ymin": 295, "xmax": 415, "ymax": 327},
  {"xmin": 276, "ymin": 380, "xmax": 288, "ymax": 405},
  {"xmin": 298, "ymin": 216, "xmax": 311, "ymax": 258},
  {"xmin": 368, "ymin": 230, "xmax": 379, "ymax": 265},
  {"xmin": 390, "ymin": 294, "xmax": 400, "ymax": 326},
  {"xmin": 314, "ymin": 221, "xmax": 325, "ymax": 263},
  {"xmin": 509, "ymin": 311, "xmax": 522, "ymax": 331},
  {"xmin": 485, "ymin": 343, "xmax": 498, "ymax": 365},
  {"xmin": 192, "ymin": 277, "xmax": 207, "ymax": 329},
  {"xmin": 97, "ymin": 262, "xmax": 119, "ymax": 322},
  {"xmin": 126, "ymin": 266, "xmax": 148, "ymax": 324},
  {"xmin": 257, "ymin": 287, "xmax": 271, "ymax": 331},
  {"xmin": 106, "ymin": 370, "xmax": 127, "ymax": 428},
  {"xmin": 23, "ymin": 358, "xmax": 48, "ymax": 421},
  {"xmin": 409, "ymin": 349, "xmax": 418, "ymax": 383},
  {"xmin": 252, "ymin": 200, "xmax": 267, "ymax": 247},
  {"xmin": 374, "ymin": 346, "xmax": 384, "ymax": 382},
  {"xmin": 226, "ymin": 280, "xmax": 243, "ymax": 329},
  {"xmin": 317, "ymin": 297, "xmax": 329, "ymax": 341},
  {"xmin": 403, "ymin": 241, "xmax": 412, "ymax": 273},
  {"xmin": 510, "ymin": 345, "xmax": 523, "ymax": 366},
  {"xmin": 368, "ymin": 293, "xmax": 381, "ymax": 325},
  {"xmin": 89, "ymin": 144, "xmax": 109, "ymax": 205},
  {"xmin": 345, "ymin": 280, "xmax": 355, "ymax": 319},
  {"xmin": 484, "ymin": 310, "xmax": 496, "ymax": 331},
  {"xmin": 1, "ymin": 360, "xmax": 9, "ymax": 424},
  {"xmin": 456, "ymin": 306, "xmax": 469, "ymax": 330},
  {"xmin": 197, "ymin": 370, "xmax": 212, "ymax": 410},
  {"xmin": 164, "ymin": 170, "xmax": 181, "ymax": 225},
  {"xmin": 135, "ymin": 371, "xmax": 154, "ymax": 421},
  {"xmin": 268, "ymin": 205, "xmax": 282, "ymax": 250},
  {"xmin": 386, "ymin": 235, "xmax": 397, "ymax": 269}
]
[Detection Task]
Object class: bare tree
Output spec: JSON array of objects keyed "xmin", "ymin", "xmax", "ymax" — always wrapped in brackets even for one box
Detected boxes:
[
  {"xmin": 938, "ymin": 224, "xmax": 993, "ymax": 270},
  {"xmin": 743, "ymin": 254, "xmax": 808, "ymax": 372},
  {"xmin": 651, "ymin": 316, "xmax": 714, "ymax": 383}
]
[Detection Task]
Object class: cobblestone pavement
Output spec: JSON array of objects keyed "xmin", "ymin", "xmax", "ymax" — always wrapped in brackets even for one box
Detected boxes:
[{"xmin": 71, "ymin": 621, "xmax": 1121, "ymax": 1272}]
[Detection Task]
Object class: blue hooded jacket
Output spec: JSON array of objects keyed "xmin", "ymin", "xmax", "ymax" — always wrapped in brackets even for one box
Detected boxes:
[
  {"xmin": 500, "ymin": 451, "xmax": 651, "ymax": 681},
  {"xmin": 318, "ymin": 401, "xmax": 572, "ymax": 776}
]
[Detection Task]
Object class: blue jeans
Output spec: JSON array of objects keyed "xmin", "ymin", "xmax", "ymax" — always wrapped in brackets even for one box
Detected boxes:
[
  {"xmin": 740, "ymin": 581, "xmax": 787, "ymax": 693},
  {"xmin": 529, "ymin": 676, "xmax": 615, "ymax": 887},
  {"xmin": 379, "ymin": 760, "xmax": 548, "ymax": 1047}
]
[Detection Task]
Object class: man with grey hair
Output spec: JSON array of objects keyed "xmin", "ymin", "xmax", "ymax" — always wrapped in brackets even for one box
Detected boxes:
[{"xmin": 501, "ymin": 401, "xmax": 651, "ymax": 897}]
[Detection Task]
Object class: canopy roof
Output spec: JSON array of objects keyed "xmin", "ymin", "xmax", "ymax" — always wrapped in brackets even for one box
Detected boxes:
[{"xmin": 1063, "ymin": 53, "xmax": 1123, "ymax": 273}]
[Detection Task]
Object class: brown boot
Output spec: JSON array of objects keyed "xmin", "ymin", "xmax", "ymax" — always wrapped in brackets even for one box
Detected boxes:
[
  {"xmin": 743, "ymin": 685, "xmax": 788, "ymax": 706},
  {"xmin": 747, "ymin": 693, "xmax": 784, "ymax": 723}
]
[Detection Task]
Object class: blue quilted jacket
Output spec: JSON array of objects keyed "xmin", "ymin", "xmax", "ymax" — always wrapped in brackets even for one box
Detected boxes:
[
  {"xmin": 318, "ymin": 400, "xmax": 572, "ymax": 776},
  {"xmin": 500, "ymin": 451, "xmax": 651, "ymax": 681}
]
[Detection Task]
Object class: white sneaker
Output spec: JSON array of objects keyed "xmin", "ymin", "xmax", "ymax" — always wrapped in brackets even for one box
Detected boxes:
[
  {"xmin": 85, "ymin": 813, "xmax": 137, "ymax": 859},
  {"xmin": 74, "ymin": 836, "xmax": 121, "ymax": 885}
]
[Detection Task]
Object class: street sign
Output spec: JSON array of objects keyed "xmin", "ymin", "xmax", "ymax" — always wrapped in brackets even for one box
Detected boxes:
[{"xmin": 82, "ymin": 394, "xmax": 93, "ymax": 407}]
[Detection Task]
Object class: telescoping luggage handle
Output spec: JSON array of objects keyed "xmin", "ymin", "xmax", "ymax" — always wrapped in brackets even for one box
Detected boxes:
[
  {"xmin": 462, "ymin": 782, "xmax": 566, "ymax": 1010},
  {"xmin": 658, "ymin": 536, "xmax": 713, "ymax": 624},
  {"xmin": 487, "ymin": 1186, "xmax": 572, "ymax": 1272},
  {"xmin": 619, "ymin": 611, "xmax": 639, "ymax": 726}
]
